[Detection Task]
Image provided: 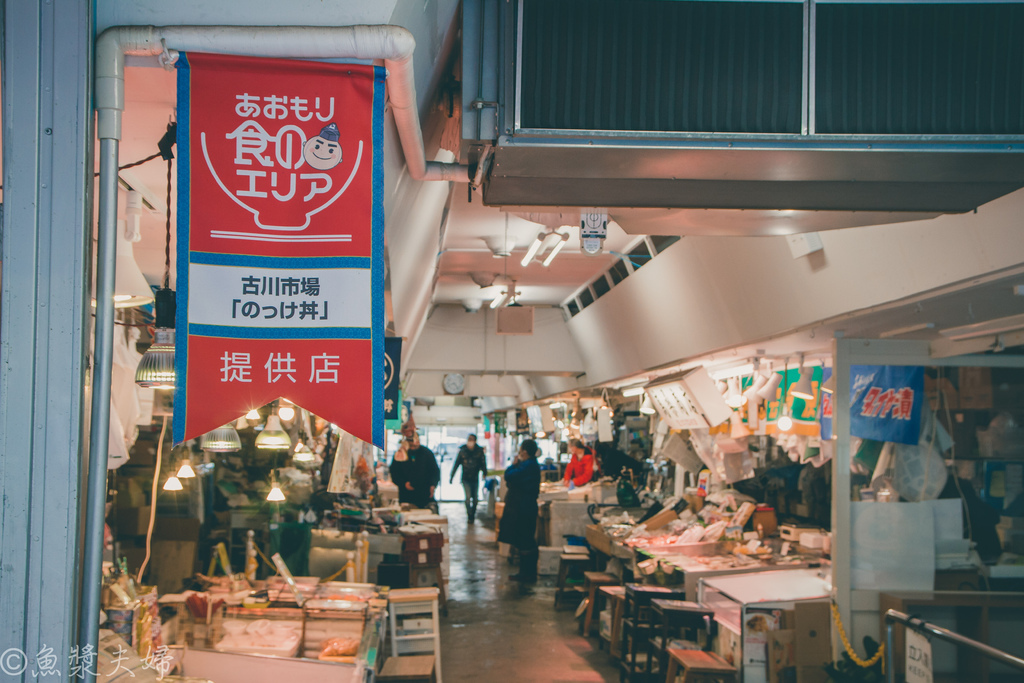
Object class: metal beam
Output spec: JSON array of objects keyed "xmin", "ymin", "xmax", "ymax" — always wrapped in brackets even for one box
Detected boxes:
[{"xmin": 0, "ymin": 0, "xmax": 93, "ymax": 680}]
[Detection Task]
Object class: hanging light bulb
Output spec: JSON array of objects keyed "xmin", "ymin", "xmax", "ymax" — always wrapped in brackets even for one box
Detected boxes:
[
  {"xmin": 255, "ymin": 415, "xmax": 291, "ymax": 450},
  {"xmin": 293, "ymin": 443, "xmax": 315, "ymax": 462},
  {"xmin": 777, "ymin": 406, "xmax": 794, "ymax": 432},
  {"xmin": 176, "ymin": 459, "xmax": 196, "ymax": 478},
  {"xmin": 135, "ymin": 288, "xmax": 176, "ymax": 389},
  {"xmin": 790, "ymin": 355, "xmax": 816, "ymax": 401},
  {"xmin": 639, "ymin": 394, "xmax": 656, "ymax": 415},
  {"xmin": 725, "ymin": 378, "xmax": 747, "ymax": 408},
  {"xmin": 163, "ymin": 475, "xmax": 183, "ymax": 491},
  {"xmin": 201, "ymin": 424, "xmax": 242, "ymax": 452},
  {"xmin": 278, "ymin": 403, "xmax": 296, "ymax": 422},
  {"xmin": 267, "ymin": 473, "xmax": 286, "ymax": 502}
]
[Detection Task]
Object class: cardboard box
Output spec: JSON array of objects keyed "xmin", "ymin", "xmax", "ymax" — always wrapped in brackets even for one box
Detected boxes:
[
  {"xmin": 642, "ymin": 508, "xmax": 678, "ymax": 532},
  {"xmin": 116, "ymin": 506, "xmax": 152, "ymax": 536},
  {"xmin": 794, "ymin": 602, "xmax": 831, "ymax": 667},
  {"xmin": 768, "ymin": 629, "xmax": 795, "ymax": 683},
  {"xmin": 960, "ymin": 367, "xmax": 994, "ymax": 410}
]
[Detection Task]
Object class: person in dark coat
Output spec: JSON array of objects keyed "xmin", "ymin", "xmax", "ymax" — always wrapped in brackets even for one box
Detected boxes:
[
  {"xmin": 498, "ymin": 439, "xmax": 541, "ymax": 582},
  {"xmin": 450, "ymin": 434, "xmax": 488, "ymax": 523},
  {"xmin": 390, "ymin": 432, "xmax": 440, "ymax": 510}
]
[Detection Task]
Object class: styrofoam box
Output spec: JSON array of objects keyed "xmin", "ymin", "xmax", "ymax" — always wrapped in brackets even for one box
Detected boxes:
[
  {"xmin": 539, "ymin": 546, "xmax": 562, "ymax": 575},
  {"xmin": 599, "ymin": 610, "xmax": 612, "ymax": 640}
]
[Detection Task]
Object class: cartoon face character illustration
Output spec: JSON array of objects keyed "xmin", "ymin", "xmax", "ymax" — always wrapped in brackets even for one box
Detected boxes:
[{"xmin": 303, "ymin": 122, "xmax": 342, "ymax": 170}]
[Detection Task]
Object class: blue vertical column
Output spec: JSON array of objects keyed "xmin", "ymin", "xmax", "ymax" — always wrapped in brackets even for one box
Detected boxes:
[{"xmin": 0, "ymin": 0, "xmax": 93, "ymax": 681}]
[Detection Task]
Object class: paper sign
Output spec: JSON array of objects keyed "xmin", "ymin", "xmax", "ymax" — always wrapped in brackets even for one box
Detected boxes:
[
  {"xmin": 850, "ymin": 365, "xmax": 925, "ymax": 445},
  {"xmin": 173, "ymin": 53, "xmax": 386, "ymax": 447},
  {"xmin": 384, "ymin": 337, "xmax": 402, "ymax": 423},
  {"xmin": 906, "ymin": 629, "xmax": 933, "ymax": 683}
]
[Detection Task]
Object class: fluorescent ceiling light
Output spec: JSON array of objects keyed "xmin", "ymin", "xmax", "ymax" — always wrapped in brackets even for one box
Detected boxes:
[
  {"xmin": 938, "ymin": 313, "xmax": 1024, "ymax": 341},
  {"xmin": 520, "ymin": 233, "xmax": 545, "ymax": 267},
  {"xmin": 621, "ymin": 386, "xmax": 646, "ymax": 397},
  {"xmin": 541, "ymin": 232, "xmax": 569, "ymax": 267},
  {"xmin": 490, "ymin": 291, "xmax": 510, "ymax": 309},
  {"xmin": 879, "ymin": 322, "xmax": 935, "ymax": 339}
]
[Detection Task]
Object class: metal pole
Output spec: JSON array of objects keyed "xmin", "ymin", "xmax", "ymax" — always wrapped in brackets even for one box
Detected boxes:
[
  {"xmin": 885, "ymin": 609, "xmax": 1024, "ymax": 673},
  {"xmin": 886, "ymin": 621, "xmax": 895, "ymax": 683},
  {"xmin": 79, "ymin": 137, "xmax": 120, "ymax": 683}
]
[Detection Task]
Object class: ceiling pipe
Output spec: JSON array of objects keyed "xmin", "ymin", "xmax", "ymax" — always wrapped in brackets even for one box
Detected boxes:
[{"xmin": 95, "ymin": 24, "xmax": 470, "ymax": 181}]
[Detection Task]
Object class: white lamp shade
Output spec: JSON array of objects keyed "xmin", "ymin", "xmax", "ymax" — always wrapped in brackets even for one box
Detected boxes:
[
  {"xmin": 278, "ymin": 404, "xmax": 296, "ymax": 422},
  {"xmin": 639, "ymin": 394, "xmax": 656, "ymax": 415},
  {"xmin": 751, "ymin": 372, "xmax": 769, "ymax": 395},
  {"xmin": 790, "ymin": 369, "xmax": 816, "ymax": 401},
  {"xmin": 201, "ymin": 425, "xmax": 242, "ymax": 452},
  {"xmin": 756, "ymin": 371, "xmax": 783, "ymax": 401},
  {"xmin": 111, "ymin": 219, "xmax": 155, "ymax": 309},
  {"xmin": 255, "ymin": 415, "xmax": 291, "ymax": 450},
  {"xmin": 293, "ymin": 444, "xmax": 315, "ymax": 462},
  {"xmin": 729, "ymin": 411, "xmax": 751, "ymax": 439},
  {"xmin": 245, "ymin": 408, "xmax": 260, "ymax": 421},
  {"xmin": 777, "ymin": 407, "xmax": 794, "ymax": 432},
  {"xmin": 176, "ymin": 459, "xmax": 196, "ymax": 478},
  {"xmin": 725, "ymin": 378, "xmax": 746, "ymax": 408},
  {"xmin": 266, "ymin": 484, "xmax": 286, "ymax": 502},
  {"xmin": 163, "ymin": 475, "xmax": 183, "ymax": 491}
]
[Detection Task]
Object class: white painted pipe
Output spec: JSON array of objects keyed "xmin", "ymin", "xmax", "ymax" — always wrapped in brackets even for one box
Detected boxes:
[{"xmin": 95, "ymin": 24, "xmax": 469, "ymax": 182}]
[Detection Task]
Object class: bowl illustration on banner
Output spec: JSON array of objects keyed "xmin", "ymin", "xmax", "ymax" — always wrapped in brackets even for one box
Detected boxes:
[
  {"xmin": 202, "ymin": 117, "xmax": 362, "ymax": 232},
  {"xmin": 303, "ymin": 123, "xmax": 343, "ymax": 170}
]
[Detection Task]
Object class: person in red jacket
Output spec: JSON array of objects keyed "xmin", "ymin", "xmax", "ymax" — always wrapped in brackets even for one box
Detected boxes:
[{"xmin": 564, "ymin": 439, "xmax": 596, "ymax": 487}]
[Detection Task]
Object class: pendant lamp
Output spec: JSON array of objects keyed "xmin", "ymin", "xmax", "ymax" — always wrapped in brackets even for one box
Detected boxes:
[
  {"xmin": 201, "ymin": 424, "xmax": 242, "ymax": 452},
  {"xmin": 725, "ymin": 378, "xmax": 747, "ymax": 408},
  {"xmin": 639, "ymin": 394, "xmax": 656, "ymax": 415},
  {"xmin": 822, "ymin": 372, "xmax": 836, "ymax": 395},
  {"xmin": 777, "ymin": 407, "xmax": 794, "ymax": 432},
  {"xmin": 176, "ymin": 459, "xmax": 196, "ymax": 478},
  {"xmin": 267, "ymin": 473, "xmax": 286, "ymax": 502},
  {"xmin": 278, "ymin": 403, "xmax": 296, "ymax": 423},
  {"xmin": 135, "ymin": 287, "xmax": 176, "ymax": 389},
  {"xmin": 756, "ymin": 364, "xmax": 783, "ymax": 401},
  {"xmin": 245, "ymin": 408, "xmax": 260, "ymax": 421},
  {"xmin": 790, "ymin": 355, "xmax": 816, "ymax": 401},
  {"xmin": 256, "ymin": 415, "xmax": 291, "ymax": 450},
  {"xmin": 293, "ymin": 443, "xmax": 315, "ymax": 462},
  {"xmin": 111, "ymin": 219, "xmax": 155, "ymax": 308},
  {"xmin": 163, "ymin": 475, "xmax": 183, "ymax": 491}
]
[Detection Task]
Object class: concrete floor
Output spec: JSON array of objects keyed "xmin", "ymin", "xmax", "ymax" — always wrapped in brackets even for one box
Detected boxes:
[{"xmin": 437, "ymin": 502, "xmax": 619, "ymax": 683}]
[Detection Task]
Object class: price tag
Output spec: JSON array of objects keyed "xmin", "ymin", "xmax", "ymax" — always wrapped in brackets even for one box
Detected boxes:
[{"xmin": 906, "ymin": 630, "xmax": 933, "ymax": 683}]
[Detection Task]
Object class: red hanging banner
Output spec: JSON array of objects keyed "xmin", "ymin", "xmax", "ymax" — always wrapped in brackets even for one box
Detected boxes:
[{"xmin": 173, "ymin": 53, "xmax": 386, "ymax": 447}]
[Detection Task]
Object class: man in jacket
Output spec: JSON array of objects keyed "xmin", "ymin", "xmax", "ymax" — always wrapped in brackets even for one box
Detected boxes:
[
  {"xmin": 390, "ymin": 432, "xmax": 440, "ymax": 510},
  {"xmin": 498, "ymin": 439, "xmax": 541, "ymax": 583},
  {"xmin": 450, "ymin": 434, "xmax": 487, "ymax": 523}
]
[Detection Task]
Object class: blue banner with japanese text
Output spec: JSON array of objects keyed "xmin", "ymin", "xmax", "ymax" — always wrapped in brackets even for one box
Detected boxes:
[{"xmin": 849, "ymin": 365, "xmax": 924, "ymax": 445}]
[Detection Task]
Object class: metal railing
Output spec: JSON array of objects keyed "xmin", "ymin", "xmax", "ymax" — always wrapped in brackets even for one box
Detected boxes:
[{"xmin": 884, "ymin": 609, "xmax": 1024, "ymax": 683}]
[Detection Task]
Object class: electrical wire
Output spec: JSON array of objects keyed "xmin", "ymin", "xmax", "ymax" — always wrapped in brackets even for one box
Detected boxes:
[
  {"xmin": 137, "ymin": 415, "xmax": 167, "ymax": 583},
  {"xmin": 0, "ymin": 152, "xmax": 165, "ymax": 191}
]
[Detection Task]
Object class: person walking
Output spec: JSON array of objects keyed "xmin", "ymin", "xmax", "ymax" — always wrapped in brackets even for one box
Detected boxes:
[
  {"xmin": 390, "ymin": 432, "xmax": 441, "ymax": 510},
  {"xmin": 450, "ymin": 434, "xmax": 487, "ymax": 523},
  {"xmin": 498, "ymin": 439, "xmax": 541, "ymax": 583}
]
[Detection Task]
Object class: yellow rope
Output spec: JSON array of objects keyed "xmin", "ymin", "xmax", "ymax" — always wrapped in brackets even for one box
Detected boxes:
[{"xmin": 831, "ymin": 602, "xmax": 885, "ymax": 670}]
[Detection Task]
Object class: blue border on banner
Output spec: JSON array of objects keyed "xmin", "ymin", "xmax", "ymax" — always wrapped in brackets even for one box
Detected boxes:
[
  {"xmin": 188, "ymin": 324, "xmax": 371, "ymax": 340},
  {"xmin": 173, "ymin": 53, "xmax": 191, "ymax": 445},
  {"xmin": 190, "ymin": 252, "xmax": 371, "ymax": 270},
  {"xmin": 371, "ymin": 66, "xmax": 386, "ymax": 448}
]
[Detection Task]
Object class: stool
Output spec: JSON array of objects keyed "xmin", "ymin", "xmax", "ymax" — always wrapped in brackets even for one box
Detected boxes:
[
  {"xmin": 554, "ymin": 554, "xmax": 591, "ymax": 608},
  {"xmin": 388, "ymin": 588, "xmax": 442, "ymax": 683},
  {"xmin": 378, "ymin": 655, "xmax": 436, "ymax": 682},
  {"xmin": 645, "ymin": 600, "xmax": 716, "ymax": 681},
  {"xmin": 664, "ymin": 649, "xmax": 737, "ymax": 683},
  {"xmin": 597, "ymin": 585, "xmax": 626, "ymax": 659},
  {"xmin": 580, "ymin": 572, "xmax": 619, "ymax": 636},
  {"xmin": 409, "ymin": 564, "xmax": 448, "ymax": 617}
]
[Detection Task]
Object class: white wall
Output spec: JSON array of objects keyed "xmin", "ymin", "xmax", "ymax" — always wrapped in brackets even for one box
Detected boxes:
[
  {"xmin": 570, "ymin": 188, "xmax": 1024, "ymax": 385},
  {"xmin": 408, "ymin": 304, "xmax": 587, "ymax": 376}
]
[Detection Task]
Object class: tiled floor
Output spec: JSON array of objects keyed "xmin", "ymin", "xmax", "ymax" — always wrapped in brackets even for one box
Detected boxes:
[{"xmin": 438, "ymin": 502, "xmax": 618, "ymax": 683}]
